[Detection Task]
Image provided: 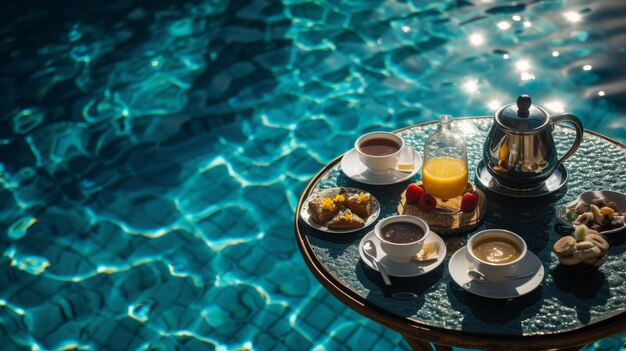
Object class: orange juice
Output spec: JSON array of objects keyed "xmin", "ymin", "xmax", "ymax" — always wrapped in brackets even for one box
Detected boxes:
[{"xmin": 422, "ymin": 157, "xmax": 468, "ymax": 199}]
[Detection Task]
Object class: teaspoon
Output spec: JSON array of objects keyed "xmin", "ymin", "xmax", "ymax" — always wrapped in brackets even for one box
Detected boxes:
[
  {"xmin": 363, "ymin": 240, "xmax": 392, "ymax": 286},
  {"xmin": 467, "ymin": 269, "xmax": 534, "ymax": 282}
]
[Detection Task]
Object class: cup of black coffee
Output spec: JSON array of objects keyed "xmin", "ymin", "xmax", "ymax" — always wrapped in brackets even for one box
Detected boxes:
[
  {"xmin": 375, "ymin": 215, "xmax": 430, "ymax": 263},
  {"xmin": 467, "ymin": 229, "xmax": 528, "ymax": 280},
  {"xmin": 355, "ymin": 132, "xmax": 405, "ymax": 175}
]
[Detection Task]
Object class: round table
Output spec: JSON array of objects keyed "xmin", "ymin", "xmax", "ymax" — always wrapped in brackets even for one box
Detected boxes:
[{"xmin": 294, "ymin": 117, "xmax": 626, "ymax": 351}]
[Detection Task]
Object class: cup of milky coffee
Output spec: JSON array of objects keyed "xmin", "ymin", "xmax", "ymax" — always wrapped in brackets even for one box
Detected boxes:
[
  {"xmin": 355, "ymin": 132, "xmax": 405, "ymax": 175},
  {"xmin": 466, "ymin": 229, "xmax": 527, "ymax": 280},
  {"xmin": 375, "ymin": 215, "xmax": 430, "ymax": 263}
]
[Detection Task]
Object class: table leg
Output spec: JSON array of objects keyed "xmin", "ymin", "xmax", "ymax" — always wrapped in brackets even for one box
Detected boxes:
[
  {"xmin": 402, "ymin": 335, "xmax": 453, "ymax": 351},
  {"xmin": 402, "ymin": 335, "xmax": 433, "ymax": 351},
  {"xmin": 402, "ymin": 335, "xmax": 584, "ymax": 351},
  {"xmin": 551, "ymin": 347, "xmax": 583, "ymax": 351}
]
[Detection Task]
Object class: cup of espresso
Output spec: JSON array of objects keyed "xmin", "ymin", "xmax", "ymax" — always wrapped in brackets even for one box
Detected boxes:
[
  {"xmin": 466, "ymin": 229, "xmax": 527, "ymax": 280},
  {"xmin": 355, "ymin": 132, "xmax": 405, "ymax": 175},
  {"xmin": 375, "ymin": 215, "xmax": 430, "ymax": 263}
]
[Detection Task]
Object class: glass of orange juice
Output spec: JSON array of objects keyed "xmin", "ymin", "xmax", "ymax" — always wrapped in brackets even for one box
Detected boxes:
[
  {"xmin": 422, "ymin": 115, "xmax": 468, "ymax": 209},
  {"xmin": 422, "ymin": 156, "xmax": 468, "ymax": 199}
]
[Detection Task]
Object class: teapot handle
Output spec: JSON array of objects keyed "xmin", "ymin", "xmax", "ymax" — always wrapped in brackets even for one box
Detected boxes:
[{"xmin": 551, "ymin": 113, "xmax": 584, "ymax": 171}]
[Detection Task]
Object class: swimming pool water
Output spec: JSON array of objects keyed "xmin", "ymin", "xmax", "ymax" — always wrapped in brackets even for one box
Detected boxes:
[{"xmin": 1, "ymin": 0, "xmax": 625, "ymax": 350}]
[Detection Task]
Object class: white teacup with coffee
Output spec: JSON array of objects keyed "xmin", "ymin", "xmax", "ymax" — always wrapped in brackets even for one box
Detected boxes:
[
  {"xmin": 355, "ymin": 132, "xmax": 405, "ymax": 175},
  {"xmin": 466, "ymin": 229, "xmax": 527, "ymax": 280},
  {"xmin": 375, "ymin": 215, "xmax": 430, "ymax": 263}
]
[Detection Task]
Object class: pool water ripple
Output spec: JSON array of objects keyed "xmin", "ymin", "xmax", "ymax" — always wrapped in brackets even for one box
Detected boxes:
[{"xmin": 0, "ymin": 0, "xmax": 625, "ymax": 350}]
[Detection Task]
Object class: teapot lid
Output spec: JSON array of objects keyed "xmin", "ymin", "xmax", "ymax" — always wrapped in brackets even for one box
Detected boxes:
[{"xmin": 495, "ymin": 94, "xmax": 549, "ymax": 132}]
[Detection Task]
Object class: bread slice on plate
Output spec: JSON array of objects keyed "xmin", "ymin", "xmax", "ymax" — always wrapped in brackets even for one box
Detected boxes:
[
  {"xmin": 308, "ymin": 195, "xmax": 340, "ymax": 224},
  {"xmin": 327, "ymin": 209, "xmax": 365, "ymax": 229},
  {"xmin": 346, "ymin": 192, "xmax": 371, "ymax": 217}
]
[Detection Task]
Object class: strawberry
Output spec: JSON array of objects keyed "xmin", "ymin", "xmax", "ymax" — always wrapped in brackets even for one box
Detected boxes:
[
  {"xmin": 405, "ymin": 184, "xmax": 425, "ymax": 204},
  {"xmin": 460, "ymin": 192, "xmax": 479, "ymax": 213},
  {"xmin": 418, "ymin": 193, "xmax": 437, "ymax": 212}
]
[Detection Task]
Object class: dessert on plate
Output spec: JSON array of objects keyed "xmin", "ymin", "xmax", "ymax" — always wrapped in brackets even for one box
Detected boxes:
[
  {"xmin": 327, "ymin": 208, "xmax": 366, "ymax": 229},
  {"xmin": 565, "ymin": 196, "xmax": 625, "ymax": 232},
  {"xmin": 306, "ymin": 188, "xmax": 375, "ymax": 230},
  {"xmin": 308, "ymin": 194, "xmax": 342, "ymax": 224},
  {"xmin": 346, "ymin": 192, "xmax": 372, "ymax": 217}
]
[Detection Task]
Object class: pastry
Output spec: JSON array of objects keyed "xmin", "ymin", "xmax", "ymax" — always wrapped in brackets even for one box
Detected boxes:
[
  {"xmin": 346, "ymin": 192, "xmax": 372, "ymax": 217},
  {"xmin": 308, "ymin": 195, "xmax": 340, "ymax": 224},
  {"xmin": 552, "ymin": 236, "xmax": 576, "ymax": 256},
  {"xmin": 327, "ymin": 209, "xmax": 365, "ymax": 229},
  {"xmin": 553, "ymin": 224, "xmax": 609, "ymax": 268}
]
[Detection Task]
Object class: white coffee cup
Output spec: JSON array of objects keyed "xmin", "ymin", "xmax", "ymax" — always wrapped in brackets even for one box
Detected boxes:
[
  {"xmin": 466, "ymin": 229, "xmax": 527, "ymax": 280},
  {"xmin": 355, "ymin": 132, "xmax": 405, "ymax": 175},
  {"xmin": 375, "ymin": 215, "xmax": 430, "ymax": 263}
]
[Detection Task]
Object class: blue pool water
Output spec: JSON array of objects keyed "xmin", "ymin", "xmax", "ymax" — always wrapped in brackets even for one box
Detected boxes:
[{"xmin": 1, "ymin": 0, "xmax": 625, "ymax": 350}]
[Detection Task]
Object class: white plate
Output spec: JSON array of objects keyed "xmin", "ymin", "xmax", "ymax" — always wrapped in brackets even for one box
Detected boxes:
[
  {"xmin": 448, "ymin": 246, "xmax": 544, "ymax": 299},
  {"xmin": 300, "ymin": 187, "xmax": 380, "ymax": 233},
  {"xmin": 556, "ymin": 190, "xmax": 626, "ymax": 234},
  {"xmin": 358, "ymin": 229, "xmax": 446, "ymax": 277},
  {"xmin": 340, "ymin": 148, "xmax": 422, "ymax": 185}
]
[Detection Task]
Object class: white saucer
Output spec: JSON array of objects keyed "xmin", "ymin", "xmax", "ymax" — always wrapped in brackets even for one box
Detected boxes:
[
  {"xmin": 448, "ymin": 246, "xmax": 544, "ymax": 299},
  {"xmin": 358, "ymin": 229, "xmax": 446, "ymax": 277},
  {"xmin": 341, "ymin": 148, "xmax": 422, "ymax": 185}
]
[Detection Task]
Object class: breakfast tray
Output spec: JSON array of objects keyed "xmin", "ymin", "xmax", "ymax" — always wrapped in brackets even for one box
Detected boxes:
[{"xmin": 398, "ymin": 182, "xmax": 486, "ymax": 235}]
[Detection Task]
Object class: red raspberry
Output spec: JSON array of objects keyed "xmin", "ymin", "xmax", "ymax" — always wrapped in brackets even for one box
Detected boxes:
[
  {"xmin": 460, "ymin": 193, "xmax": 479, "ymax": 213},
  {"xmin": 405, "ymin": 184, "xmax": 425, "ymax": 204},
  {"xmin": 418, "ymin": 193, "xmax": 437, "ymax": 212}
]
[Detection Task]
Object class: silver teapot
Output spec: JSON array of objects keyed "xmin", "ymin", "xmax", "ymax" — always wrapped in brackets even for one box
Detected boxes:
[{"xmin": 483, "ymin": 94, "xmax": 584, "ymax": 190}]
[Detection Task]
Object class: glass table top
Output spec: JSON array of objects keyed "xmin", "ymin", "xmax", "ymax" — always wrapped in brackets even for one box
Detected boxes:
[{"xmin": 297, "ymin": 117, "xmax": 626, "ymax": 339}]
